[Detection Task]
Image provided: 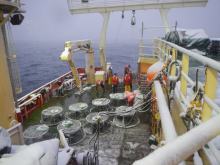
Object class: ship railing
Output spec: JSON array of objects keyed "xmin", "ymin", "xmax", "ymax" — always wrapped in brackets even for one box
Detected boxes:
[
  {"xmin": 135, "ymin": 37, "xmax": 220, "ymax": 164},
  {"xmin": 140, "ymin": 37, "xmax": 220, "ymax": 164}
]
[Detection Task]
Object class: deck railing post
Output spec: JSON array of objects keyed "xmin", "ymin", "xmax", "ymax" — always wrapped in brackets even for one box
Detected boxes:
[
  {"xmin": 139, "ymin": 38, "xmax": 143, "ymax": 56},
  {"xmin": 202, "ymin": 68, "xmax": 218, "ymax": 122},
  {"xmin": 171, "ymin": 48, "xmax": 176, "ymax": 76},
  {"xmin": 159, "ymin": 41, "xmax": 162, "ymax": 58},
  {"xmin": 180, "ymin": 54, "xmax": 189, "ymax": 99}
]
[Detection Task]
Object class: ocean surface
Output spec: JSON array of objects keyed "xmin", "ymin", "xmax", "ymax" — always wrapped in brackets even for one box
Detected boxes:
[{"xmin": 15, "ymin": 41, "xmax": 220, "ymax": 99}]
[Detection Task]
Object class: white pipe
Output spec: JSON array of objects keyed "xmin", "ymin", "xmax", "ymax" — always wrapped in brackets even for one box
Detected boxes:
[
  {"xmin": 176, "ymin": 88, "xmax": 191, "ymax": 109},
  {"xmin": 203, "ymin": 94, "xmax": 220, "ymax": 114},
  {"xmin": 154, "ymin": 81, "xmax": 177, "ymax": 142},
  {"xmin": 208, "ymin": 141, "xmax": 220, "ymax": 164},
  {"xmin": 181, "ymin": 71, "xmax": 194, "ymax": 86},
  {"xmin": 133, "ymin": 113, "xmax": 220, "ymax": 165},
  {"xmin": 18, "ymin": 94, "xmax": 41, "ymax": 107}
]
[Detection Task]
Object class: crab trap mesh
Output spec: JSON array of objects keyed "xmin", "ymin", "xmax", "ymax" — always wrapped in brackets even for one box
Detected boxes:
[
  {"xmin": 113, "ymin": 106, "xmax": 140, "ymax": 128},
  {"xmin": 40, "ymin": 106, "xmax": 65, "ymax": 126},
  {"xmin": 109, "ymin": 93, "xmax": 128, "ymax": 107},
  {"xmin": 83, "ymin": 113, "xmax": 112, "ymax": 134},
  {"xmin": 90, "ymin": 98, "xmax": 111, "ymax": 113},
  {"xmin": 23, "ymin": 124, "xmax": 53, "ymax": 145},
  {"xmin": 66, "ymin": 102, "xmax": 89, "ymax": 121},
  {"xmin": 57, "ymin": 119, "xmax": 86, "ymax": 145}
]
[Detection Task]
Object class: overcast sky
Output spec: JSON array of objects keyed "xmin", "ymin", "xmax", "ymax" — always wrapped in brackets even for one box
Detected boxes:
[{"xmin": 11, "ymin": 0, "xmax": 220, "ymax": 44}]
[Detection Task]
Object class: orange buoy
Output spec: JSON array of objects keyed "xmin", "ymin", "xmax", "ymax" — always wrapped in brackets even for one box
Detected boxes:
[
  {"xmin": 147, "ymin": 61, "xmax": 164, "ymax": 81},
  {"xmin": 124, "ymin": 91, "xmax": 130, "ymax": 95},
  {"xmin": 128, "ymin": 95, "xmax": 134, "ymax": 103},
  {"xmin": 133, "ymin": 90, "xmax": 141, "ymax": 96},
  {"xmin": 126, "ymin": 92, "xmax": 134, "ymax": 99}
]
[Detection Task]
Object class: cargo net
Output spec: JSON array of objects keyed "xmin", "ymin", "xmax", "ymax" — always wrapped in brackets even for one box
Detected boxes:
[
  {"xmin": 57, "ymin": 120, "xmax": 86, "ymax": 145},
  {"xmin": 23, "ymin": 125, "xmax": 53, "ymax": 145},
  {"xmin": 66, "ymin": 102, "xmax": 89, "ymax": 121},
  {"xmin": 109, "ymin": 93, "xmax": 128, "ymax": 107},
  {"xmin": 40, "ymin": 106, "xmax": 65, "ymax": 126},
  {"xmin": 90, "ymin": 98, "xmax": 111, "ymax": 113},
  {"xmin": 113, "ymin": 106, "xmax": 140, "ymax": 128},
  {"xmin": 83, "ymin": 113, "xmax": 111, "ymax": 134}
]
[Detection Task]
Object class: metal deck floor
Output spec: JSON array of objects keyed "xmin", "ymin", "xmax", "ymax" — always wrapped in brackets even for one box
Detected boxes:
[{"xmin": 22, "ymin": 82, "xmax": 151, "ymax": 164}]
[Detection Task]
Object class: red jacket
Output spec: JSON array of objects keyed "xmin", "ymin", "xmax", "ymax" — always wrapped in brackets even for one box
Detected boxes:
[
  {"xmin": 96, "ymin": 80, "xmax": 103, "ymax": 88},
  {"xmin": 127, "ymin": 71, "xmax": 132, "ymax": 81},
  {"xmin": 124, "ymin": 75, "xmax": 131, "ymax": 85},
  {"xmin": 124, "ymin": 65, "xmax": 130, "ymax": 72},
  {"xmin": 112, "ymin": 76, "xmax": 119, "ymax": 85}
]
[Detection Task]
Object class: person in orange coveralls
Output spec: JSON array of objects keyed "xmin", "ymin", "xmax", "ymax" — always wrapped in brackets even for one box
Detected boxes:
[
  {"xmin": 112, "ymin": 73, "xmax": 119, "ymax": 93},
  {"xmin": 124, "ymin": 64, "xmax": 131, "ymax": 75},
  {"xmin": 127, "ymin": 69, "xmax": 133, "ymax": 90},
  {"xmin": 96, "ymin": 80, "xmax": 106, "ymax": 91},
  {"xmin": 123, "ymin": 74, "xmax": 131, "ymax": 92}
]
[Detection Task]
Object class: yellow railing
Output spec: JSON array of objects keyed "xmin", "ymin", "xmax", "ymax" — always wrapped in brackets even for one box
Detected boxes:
[{"xmin": 155, "ymin": 38, "xmax": 220, "ymax": 121}]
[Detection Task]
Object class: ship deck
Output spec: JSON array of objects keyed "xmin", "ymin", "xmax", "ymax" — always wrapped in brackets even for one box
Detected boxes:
[{"xmin": 22, "ymin": 80, "xmax": 151, "ymax": 164}]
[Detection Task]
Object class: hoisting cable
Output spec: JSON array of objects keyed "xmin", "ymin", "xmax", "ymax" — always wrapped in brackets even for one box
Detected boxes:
[
  {"xmin": 131, "ymin": 10, "xmax": 138, "ymax": 84},
  {"xmin": 113, "ymin": 11, "xmax": 124, "ymax": 50}
]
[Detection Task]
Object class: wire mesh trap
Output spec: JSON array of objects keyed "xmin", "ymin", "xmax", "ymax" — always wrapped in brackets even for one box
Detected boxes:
[
  {"xmin": 113, "ymin": 106, "xmax": 140, "ymax": 128},
  {"xmin": 57, "ymin": 119, "xmax": 86, "ymax": 145},
  {"xmin": 83, "ymin": 112, "xmax": 112, "ymax": 134},
  {"xmin": 23, "ymin": 124, "xmax": 53, "ymax": 145},
  {"xmin": 66, "ymin": 102, "xmax": 89, "ymax": 121},
  {"xmin": 40, "ymin": 106, "xmax": 65, "ymax": 126},
  {"xmin": 90, "ymin": 98, "xmax": 111, "ymax": 113},
  {"xmin": 109, "ymin": 93, "xmax": 128, "ymax": 107}
]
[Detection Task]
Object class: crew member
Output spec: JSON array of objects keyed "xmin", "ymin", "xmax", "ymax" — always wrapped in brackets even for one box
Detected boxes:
[
  {"xmin": 124, "ymin": 74, "xmax": 131, "ymax": 92},
  {"xmin": 127, "ymin": 69, "xmax": 133, "ymax": 90},
  {"xmin": 96, "ymin": 80, "xmax": 106, "ymax": 91},
  {"xmin": 108, "ymin": 67, "xmax": 113, "ymax": 85},
  {"xmin": 112, "ymin": 73, "xmax": 119, "ymax": 93},
  {"xmin": 124, "ymin": 65, "xmax": 131, "ymax": 75}
]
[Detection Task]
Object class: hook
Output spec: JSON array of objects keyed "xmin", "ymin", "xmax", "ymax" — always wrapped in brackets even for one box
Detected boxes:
[{"xmin": 122, "ymin": 11, "xmax": 124, "ymax": 19}]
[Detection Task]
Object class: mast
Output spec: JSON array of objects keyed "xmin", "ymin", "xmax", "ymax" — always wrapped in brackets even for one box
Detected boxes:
[{"xmin": 0, "ymin": 0, "xmax": 25, "ymax": 129}]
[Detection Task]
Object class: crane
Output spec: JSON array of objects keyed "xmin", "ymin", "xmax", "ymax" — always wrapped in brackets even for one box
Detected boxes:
[{"xmin": 60, "ymin": 39, "xmax": 95, "ymax": 91}]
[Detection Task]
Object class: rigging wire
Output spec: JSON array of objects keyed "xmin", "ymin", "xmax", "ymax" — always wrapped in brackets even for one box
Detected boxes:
[{"xmin": 113, "ymin": 11, "xmax": 124, "ymax": 50}]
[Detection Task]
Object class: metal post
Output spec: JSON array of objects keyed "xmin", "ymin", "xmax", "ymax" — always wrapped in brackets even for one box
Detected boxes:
[
  {"xmin": 202, "ymin": 68, "xmax": 218, "ymax": 122},
  {"xmin": 159, "ymin": 8, "xmax": 171, "ymax": 34},
  {"xmin": 180, "ymin": 54, "xmax": 189, "ymax": 98},
  {"xmin": 99, "ymin": 12, "xmax": 110, "ymax": 71}
]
